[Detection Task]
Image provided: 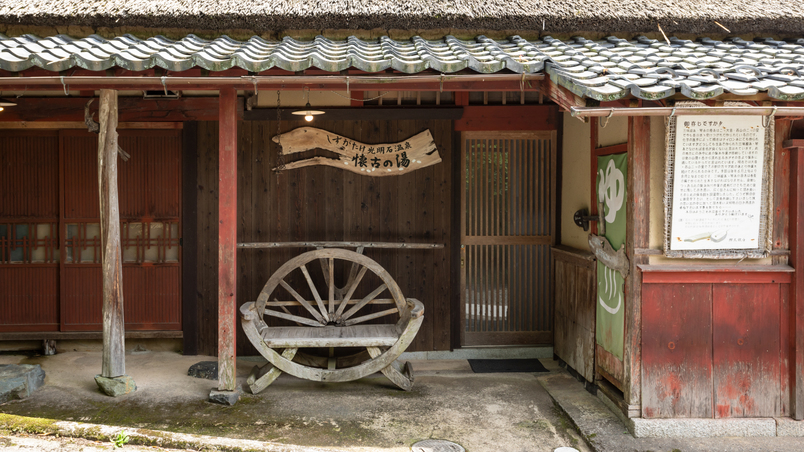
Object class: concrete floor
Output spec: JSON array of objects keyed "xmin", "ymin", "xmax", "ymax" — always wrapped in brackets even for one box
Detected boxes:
[{"xmin": 0, "ymin": 350, "xmax": 588, "ymax": 452}]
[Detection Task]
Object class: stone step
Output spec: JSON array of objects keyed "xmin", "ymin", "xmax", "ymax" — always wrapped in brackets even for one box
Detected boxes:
[{"xmin": 0, "ymin": 364, "xmax": 45, "ymax": 404}]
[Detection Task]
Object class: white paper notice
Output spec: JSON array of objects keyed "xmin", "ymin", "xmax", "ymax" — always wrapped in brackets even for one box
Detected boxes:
[{"xmin": 670, "ymin": 115, "xmax": 765, "ymax": 250}]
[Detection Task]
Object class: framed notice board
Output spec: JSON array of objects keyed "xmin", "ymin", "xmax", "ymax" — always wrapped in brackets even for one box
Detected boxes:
[{"xmin": 664, "ymin": 106, "xmax": 774, "ymax": 259}]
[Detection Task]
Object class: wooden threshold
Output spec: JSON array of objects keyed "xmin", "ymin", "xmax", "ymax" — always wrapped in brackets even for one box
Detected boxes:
[{"xmin": 463, "ymin": 331, "xmax": 552, "ymax": 346}]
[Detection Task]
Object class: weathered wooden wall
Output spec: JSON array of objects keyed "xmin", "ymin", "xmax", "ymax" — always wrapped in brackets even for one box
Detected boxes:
[
  {"xmin": 552, "ymin": 246, "xmax": 596, "ymax": 383},
  {"xmin": 194, "ymin": 119, "xmax": 453, "ymax": 356},
  {"xmin": 641, "ymin": 268, "xmax": 792, "ymax": 418}
]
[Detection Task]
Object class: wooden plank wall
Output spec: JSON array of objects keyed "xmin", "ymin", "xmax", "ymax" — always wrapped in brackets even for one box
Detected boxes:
[
  {"xmin": 641, "ymin": 271, "xmax": 791, "ymax": 418},
  {"xmin": 195, "ymin": 119, "xmax": 453, "ymax": 356},
  {"xmin": 552, "ymin": 246, "xmax": 596, "ymax": 383}
]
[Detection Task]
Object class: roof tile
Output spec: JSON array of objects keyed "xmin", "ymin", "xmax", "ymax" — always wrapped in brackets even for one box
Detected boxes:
[{"xmin": 3, "ymin": 33, "xmax": 804, "ymax": 101}]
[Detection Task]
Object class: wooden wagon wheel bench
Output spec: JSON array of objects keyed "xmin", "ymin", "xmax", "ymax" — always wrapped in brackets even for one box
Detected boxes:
[{"xmin": 238, "ymin": 241, "xmax": 442, "ymax": 393}]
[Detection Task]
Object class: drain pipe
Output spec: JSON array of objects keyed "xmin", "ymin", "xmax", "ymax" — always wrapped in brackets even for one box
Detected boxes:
[
  {"xmin": 571, "ymin": 105, "xmax": 804, "ymax": 117},
  {"xmin": 0, "ymin": 73, "xmax": 545, "ymax": 91}
]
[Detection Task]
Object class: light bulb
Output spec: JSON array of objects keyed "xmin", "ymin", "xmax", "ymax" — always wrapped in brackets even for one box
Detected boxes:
[
  {"xmin": 0, "ymin": 107, "xmax": 4, "ymax": 112},
  {"xmin": 304, "ymin": 114, "xmax": 314, "ymax": 122}
]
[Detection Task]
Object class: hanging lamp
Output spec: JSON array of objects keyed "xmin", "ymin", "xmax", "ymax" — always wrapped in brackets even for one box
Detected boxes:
[
  {"xmin": 0, "ymin": 98, "xmax": 16, "ymax": 112},
  {"xmin": 291, "ymin": 87, "xmax": 324, "ymax": 122}
]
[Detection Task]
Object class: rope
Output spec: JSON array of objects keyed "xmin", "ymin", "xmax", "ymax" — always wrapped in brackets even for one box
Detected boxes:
[
  {"xmin": 275, "ymin": 90, "xmax": 286, "ymax": 173},
  {"xmin": 599, "ymin": 108, "xmax": 614, "ymax": 128},
  {"xmin": 328, "ymin": 90, "xmax": 393, "ymax": 102}
]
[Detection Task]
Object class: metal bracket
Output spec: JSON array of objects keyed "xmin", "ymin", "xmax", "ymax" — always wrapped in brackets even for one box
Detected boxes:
[{"xmin": 573, "ymin": 205, "xmax": 605, "ymax": 235}]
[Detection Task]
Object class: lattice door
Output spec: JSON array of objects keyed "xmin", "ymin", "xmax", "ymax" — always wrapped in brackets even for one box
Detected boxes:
[
  {"xmin": 60, "ymin": 130, "xmax": 182, "ymax": 331},
  {"xmin": 0, "ymin": 130, "xmax": 182, "ymax": 333},
  {"xmin": 460, "ymin": 131, "xmax": 556, "ymax": 346}
]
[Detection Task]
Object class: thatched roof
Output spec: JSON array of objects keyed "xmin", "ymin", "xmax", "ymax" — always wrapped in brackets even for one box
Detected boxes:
[{"xmin": 1, "ymin": 1, "xmax": 803, "ymax": 36}]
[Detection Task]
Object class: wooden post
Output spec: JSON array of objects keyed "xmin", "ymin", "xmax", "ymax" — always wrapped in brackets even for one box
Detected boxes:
[
  {"xmin": 98, "ymin": 89, "xmax": 125, "ymax": 378},
  {"xmin": 217, "ymin": 88, "xmax": 238, "ymax": 392},
  {"xmin": 784, "ymin": 138, "xmax": 804, "ymax": 420},
  {"xmin": 624, "ymin": 116, "xmax": 650, "ymax": 417}
]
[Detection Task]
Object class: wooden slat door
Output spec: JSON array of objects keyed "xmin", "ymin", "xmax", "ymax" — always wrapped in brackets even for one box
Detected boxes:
[
  {"xmin": 60, "ymin": 130, "xmax": 182, "ymax": 331},
  {"xmin": 460, "ymin": 131, "xmax": 557, "ymax": 346},
  {"xmin": 0, "ymin": 131, "xmax": 60, "ymax": 332}
]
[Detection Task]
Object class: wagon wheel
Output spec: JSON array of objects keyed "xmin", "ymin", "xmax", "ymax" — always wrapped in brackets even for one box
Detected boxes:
[
  {"xmin": 255, "ymin": 247, "xmax": 407, "ymax": 327},
  {"xmin": 240, "ymin": 248, "xmax": 423, "ymax": 393}
]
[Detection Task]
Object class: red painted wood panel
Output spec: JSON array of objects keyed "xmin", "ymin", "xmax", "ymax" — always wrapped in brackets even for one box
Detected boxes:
[
  {"xmin": 596, "ymin": 345, "xmax": 624, "ymax": 391},
  {"xmin": 62, "ymin": 266, "xmax": 103, "ymax": 330},
  {"xmin": 118, "ymin": 133, "xmax": 182, "ymax": 219},
  {"xmin": 788, "ymin": 142, "xmax": 804, "ymax": 420},
  {"xmin": 63, "ymin": 134, "xmax": 101, "ymax": 219},
  {"xmin": 780, "ymin": 286, "xmax": 791, "ymax": 416},
  {"xmin": 713, "ymin": 284, "xmax": 781, "ymax": 418},
  {"xmin": 64, "ymin": 131, "xmax": 182, "ymax": 220},
  {"xmin": 0, "ymin": 267, "xmax": 59, "ymax": 331},
  {"xmin": 642, "ymin": 283, "xmax": 713, "ymax": 418},
  {"xmin": 0, "ymin": 132, "xmax": 59, "ymax": 218},
  {"xmin": 122, "ymin": 266, "xmax": 181, "ymax": 329},
  {"xmin": 641, "ymin": 267, "xmax": 792, "ymax": 284},
  {"xmin": 454, "ymin": 105, "xmax": 559, "ymax": 131},
  {"xmin": 61, "ymin": 265, "xmax": 181, "ymax": 331}
]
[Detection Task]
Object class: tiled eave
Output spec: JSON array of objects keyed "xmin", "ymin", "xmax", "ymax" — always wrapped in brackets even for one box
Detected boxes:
[
  {"xmin": 543, "ymin": 36, "xmax": 804, "ymax": 102},
  {"xmin": 2, "ymin": 33, "xmax": 804, "ymax": 102}
]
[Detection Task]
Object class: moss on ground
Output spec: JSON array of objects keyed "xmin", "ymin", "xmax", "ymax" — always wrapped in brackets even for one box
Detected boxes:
[
  {"xmin": 0, "ymin": 413, "xmax": 57, "ymax": 435},
  {"xmin": 551, "ymin": 403, "xmax": 583, "ymax": 450}
]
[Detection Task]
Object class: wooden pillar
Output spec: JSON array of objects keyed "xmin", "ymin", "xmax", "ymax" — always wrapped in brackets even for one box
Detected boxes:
[
  {"xmin": 98, "ymin": 89, "xmax": 125, "ymax": 378},
  {"xmin": 217, "ymin": 88, "xmax": 238, "ymax": 391},
  {"xmin": 784, "ymin": 138, "xmax": 804, "ymax": 420},
  {"xmin": 624, "ymin": 116, "xmax": 650, "ymax": 416}
]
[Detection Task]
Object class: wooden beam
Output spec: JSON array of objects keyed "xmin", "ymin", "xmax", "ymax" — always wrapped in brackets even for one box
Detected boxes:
[
  {"xmin": 590, "ymin": 118, "xmax": 599, "ymax": 235},
  {"xmin": 454, "ymin": 105, "xmax": 559, "ymax": 131},
  {"xmin": 182, "ymin": 122, "xmax": 199, "ymax": 356},
  {"xmin": 244, "ymin": 107, "xmax": 463, "ymax": 121},
  {"xmin": 0, "ymin": 331, "xmax": 183, "ymax": 341},
  {"xmin": 0, "ymin": 122, "xmax": 182, "ymax": 129},
  {"xmin": 784, "ymin": 138, "xmax": 804, "ymax": 420},
  {"xmin": 98, "ymin": 89, "xmax": 125, "ymax": 378},
  {"xmin": 0, "ymin": 97, "xmax": 237, "ymax": 122},
  {"xmin": 543, "ymin": 76, "xmax": 586, "ymax": 112},
  {"xmin": 625, "ymin": 115, "xmax": 650, "ymax": 416},
  {"xmin": 217, "ymin": 88, "xmax": 238, "ymax": 392}
]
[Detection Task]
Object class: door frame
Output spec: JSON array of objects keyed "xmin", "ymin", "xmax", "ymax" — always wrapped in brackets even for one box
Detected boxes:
[{"xmin": 459, "ymin": 130, "xmax": 558, "ymax": 346}]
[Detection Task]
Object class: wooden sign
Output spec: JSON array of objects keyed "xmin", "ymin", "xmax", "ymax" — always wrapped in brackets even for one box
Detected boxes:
[
  {"xmin": 664, "ymin": 112, "xmax": 774, "ymax": 258},
  {"xmin": 272, "ymin": 127, "xmax": 441, "ymax": 176}
]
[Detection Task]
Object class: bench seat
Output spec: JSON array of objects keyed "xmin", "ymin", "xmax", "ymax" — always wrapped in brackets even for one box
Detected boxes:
[{"xmin": 259, "ymin": 324, "xmax": 400, "ymax": 348}]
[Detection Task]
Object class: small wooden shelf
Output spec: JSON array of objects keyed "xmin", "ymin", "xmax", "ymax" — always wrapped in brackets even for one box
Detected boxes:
[{"xmin": 639, "ymin": 264, "xmax": 794, "ymax": 284}]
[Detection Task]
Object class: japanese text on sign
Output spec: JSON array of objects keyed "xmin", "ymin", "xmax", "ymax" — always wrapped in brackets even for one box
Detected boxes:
[
  {"xmin": 670, "ymin": 115, "xmax": 766, "ymax": 250},
  {"xmin": 270, "ymin": 127, "xmax": 441, "ymax": 176}
]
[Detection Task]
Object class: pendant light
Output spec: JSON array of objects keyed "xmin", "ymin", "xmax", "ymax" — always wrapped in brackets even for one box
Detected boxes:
[
  {"xmin": 291, "ymin": 87, "xmax": 324, "ymax": 122},
  {"xmin": 0, "ymin": 98, "xmax": 16, "ymax": 112}
]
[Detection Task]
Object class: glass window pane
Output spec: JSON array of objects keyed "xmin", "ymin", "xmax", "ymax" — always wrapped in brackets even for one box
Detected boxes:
[
  {"xmin": 165, "ymin": 223, "xmax": 179, "ymax": 262},
  {"xmin": 123, "ymin": 222, "xmax": 143, "ymax": 263},
  {"xmin": 66, "ymin": 223, "xmax": 100, "ymax": 263},
  {"xmin": 9, "ymin": 224, "xmax": 28, "ymax": 262},
  {"xmin": 30, "ymin": 223, "xmax": 56, "ymax": 263}
]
